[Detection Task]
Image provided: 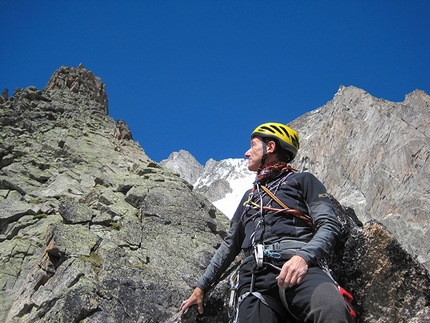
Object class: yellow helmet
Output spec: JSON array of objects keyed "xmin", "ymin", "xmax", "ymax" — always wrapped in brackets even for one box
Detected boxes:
[{"xmin": 251, "ymin": 122, "xmax": 300, "ymax": 158}]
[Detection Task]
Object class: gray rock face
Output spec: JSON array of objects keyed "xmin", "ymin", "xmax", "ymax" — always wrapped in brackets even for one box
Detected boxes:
[
  {"xmin": 0, "ymin": 65, "xmax": 229, "ymax": 323},
  {"xmin": 1, "ymin": 66, "xmax": 429, "ymax": 323},
  {"xmin": 289, "ymin": 86, "xmax": 430, "ymax": 270}
]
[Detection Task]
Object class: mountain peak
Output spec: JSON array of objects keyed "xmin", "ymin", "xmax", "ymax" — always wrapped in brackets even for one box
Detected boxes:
[
  {"xmin": 44, "ymin": 64, "xmax": 108, "ymax": 113},
  {"xmin": 160, "ymin": 149, "xmax": 204, "ymax": 184},
  {"xmin": 164, "ymin": 154, "xmax": 255, "ymax": 217}
]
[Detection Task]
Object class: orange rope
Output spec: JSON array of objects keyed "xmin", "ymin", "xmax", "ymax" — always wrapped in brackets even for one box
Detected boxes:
[{"xmin": 260, "ymin": 185, "xmax": 315, "ymax": 230}]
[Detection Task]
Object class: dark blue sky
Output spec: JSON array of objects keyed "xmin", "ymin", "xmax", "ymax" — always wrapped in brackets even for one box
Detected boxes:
[{"xmin": 1, "ymin": 1, "xmax": 429, "ymax": 164}]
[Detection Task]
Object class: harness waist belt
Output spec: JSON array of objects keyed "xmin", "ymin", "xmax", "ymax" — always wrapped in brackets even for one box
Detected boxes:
[{"xmin": 265, "ymin": 240, "xmax": 307, "ymax": 251}]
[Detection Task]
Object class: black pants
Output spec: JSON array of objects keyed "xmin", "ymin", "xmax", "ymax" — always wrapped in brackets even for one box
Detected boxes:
[{"xmin": 235, "ymin": 257, "xmax": 354, "ymax": 323}]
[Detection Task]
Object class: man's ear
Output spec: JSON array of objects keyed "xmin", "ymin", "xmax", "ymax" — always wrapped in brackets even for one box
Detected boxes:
[{"xmin": 267, "ymin": 140, "xmax": 276, "ymax": 154}]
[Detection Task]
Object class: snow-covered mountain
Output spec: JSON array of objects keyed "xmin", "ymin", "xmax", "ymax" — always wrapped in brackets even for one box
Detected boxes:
[
  {"xmin": 160, "ymin": 150, "xmax": 203, "ymax": 185},
  {"xmin": 161, "ymin": 152, "xmax": 255, "ymax": 218},
  {"xmin": 196, "ymin": 158, "xmax": 255, "ymax": 218}
]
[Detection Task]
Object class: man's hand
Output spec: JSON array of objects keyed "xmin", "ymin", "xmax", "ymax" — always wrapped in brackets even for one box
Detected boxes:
[
  {"xmin": 276, "ymin": 255, "xmax": 308, "ymax": 289},
  {"xmin": 180, "ymin": 287, "xmax": 205, "ymax": 316}
]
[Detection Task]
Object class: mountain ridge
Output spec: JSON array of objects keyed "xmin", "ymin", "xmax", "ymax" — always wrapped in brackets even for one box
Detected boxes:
[{"xmin": 163, "ymin": 85, "xmax": 430, "ymax": 270}]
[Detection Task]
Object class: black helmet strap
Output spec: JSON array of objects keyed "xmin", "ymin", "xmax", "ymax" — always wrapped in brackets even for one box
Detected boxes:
[{"xmin": 257, "ymin": 140, "xmax": 268, "ymax": 174}]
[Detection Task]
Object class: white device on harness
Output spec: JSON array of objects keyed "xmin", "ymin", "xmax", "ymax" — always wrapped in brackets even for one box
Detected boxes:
[{"xmin": 254, "ymin": 243, "xmax": 264, "ymax": 268}]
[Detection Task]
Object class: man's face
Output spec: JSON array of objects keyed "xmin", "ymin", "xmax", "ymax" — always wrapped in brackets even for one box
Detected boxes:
[{"xmin": 244, "ymin": 136, "xmax": 264, "ymax": 172}]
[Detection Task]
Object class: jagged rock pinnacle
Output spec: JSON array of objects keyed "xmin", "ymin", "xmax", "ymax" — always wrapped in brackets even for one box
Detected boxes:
[{"xmin": 44, "ymin": 64, "xmax": 109, "ymax": 113}]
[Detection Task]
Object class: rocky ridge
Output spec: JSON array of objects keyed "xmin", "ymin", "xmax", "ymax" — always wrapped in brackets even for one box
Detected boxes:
[
  {"xmin": 289, "ymin": 86, "xmax": 430, "ymax": 270},
  {"xmin": 0, "ymin": 65, "xmax": 429, "ymax": 322},
  {"xmin": 0, "ymin": 65, "xmax": 228, "ymax": 323},
  {"xmin": 166, "ymin": 86, "xmax": 430, "ymax": 272}
]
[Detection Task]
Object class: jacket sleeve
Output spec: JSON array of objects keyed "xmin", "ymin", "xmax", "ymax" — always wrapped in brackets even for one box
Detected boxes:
[
  {"xmin": 294, "ymin": 173, "xmax": 341, "ymax": 265},
  {"xmin": 196, "ymin": 220, "xmax": 244, "ymax": 291}
]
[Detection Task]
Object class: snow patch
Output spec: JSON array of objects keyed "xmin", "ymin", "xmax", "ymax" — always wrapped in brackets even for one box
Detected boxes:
[{"xmin": 213, "ymin": 173, "xmax": 255, "ymax": 219}]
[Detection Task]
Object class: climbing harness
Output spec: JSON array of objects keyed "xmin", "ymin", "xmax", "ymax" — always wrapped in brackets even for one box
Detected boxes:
[
  {"xmin": 228, "ymin": 247, "xmax": 356, "ymax": 322},
  {"xmin": 228, "ymin": 243, "xmax": 303, "ymax": 323},
  {"xmin": 229, "ymin": 170, "xmax": 307, "ymax": 322}
]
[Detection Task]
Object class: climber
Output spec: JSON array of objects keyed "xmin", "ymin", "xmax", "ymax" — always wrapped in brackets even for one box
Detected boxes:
[{"xmin": 180, "ymin": 122, "xmax": 355, "ymax": 322}]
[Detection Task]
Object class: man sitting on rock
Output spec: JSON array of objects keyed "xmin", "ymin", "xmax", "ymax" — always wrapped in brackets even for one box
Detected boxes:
[{"xmin": 180, "ymin": 122, "xmax": 354, "ymax": 322}]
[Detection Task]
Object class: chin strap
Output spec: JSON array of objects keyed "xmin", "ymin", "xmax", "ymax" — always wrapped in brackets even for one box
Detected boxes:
[{"xmin": 257, "ymin": 140, "xmax": 268, "ymax": 175}]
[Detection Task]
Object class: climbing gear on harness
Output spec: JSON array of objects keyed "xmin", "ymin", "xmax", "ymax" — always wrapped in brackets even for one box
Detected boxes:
[
  {"xmin": 229, "ymin": 241, "xmax": 306, "ymax": 323},
  {"xmin": 265, "ymin": 239, "xmax": 307, "ymax": 252},
  {"xmin": 228, "ymin": 263, "xmax": 241, "ymax": 320},
  {"xmin": 254, "ymin": 243, "xmax": 284, "ymax": 269},
  {"xmin": 241, "ymin": 165, "xmax": 295, "ymax": 226},
  {"xmin": 263, "ymin": 245, "xmax": 282, "ymax": 260},
  {"xmin": 260, "ymin": 184, "xmax": 315, "ymax": 230},
  {"xmin": 254, "ymin": 244, "xmax": 264, "ymax": 268},
  {"xmin": 242, "ymin": 255, "xmax": 356, "ymax": 321},
  {"xmin": 340, "ymin": 287, "xmax": 356, "ymax": 318},
  {"xmin": 242, "ymin": 166, "xmax": 315, "ymax": 231},
  {"xmin": 251, "ymin": 122, "xmax": 300, "ymax": 159},
  {"xmin": 228, "ymin": 259, "xmax": 286, "ymax": 323}
]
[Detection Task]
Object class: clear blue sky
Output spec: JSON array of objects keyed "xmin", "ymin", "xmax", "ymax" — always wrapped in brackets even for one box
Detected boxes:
[{"xmin": 1, "ymin": 1, "xmax": 429, "ymax": 165}]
